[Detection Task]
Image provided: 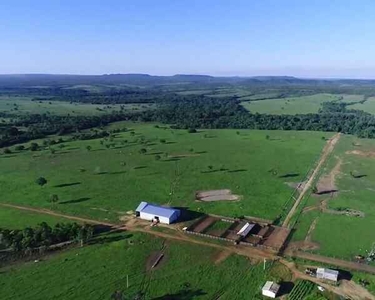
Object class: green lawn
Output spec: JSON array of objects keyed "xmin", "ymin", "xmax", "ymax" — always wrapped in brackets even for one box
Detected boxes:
[
  {"xmin": 294, "ymin": 135, "xmax": 375, "ymax": 260},
  {"xmin": 0, "ymin": 122, "xmax": 329, "ymax": 223},
  {"xmin": 0, "ymin": 231, "xmax": 288, "ymax": 300},
  {"xmin": 241, "ymin": 94, "xmax": 340, "ymax": 115},
  {"xmin": 0, "ymin": 96, "xmax": 153, "ymax": 116}
]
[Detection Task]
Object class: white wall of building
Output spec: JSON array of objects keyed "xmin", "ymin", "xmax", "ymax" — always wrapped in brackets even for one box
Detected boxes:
[
  {"xmin": 139, "ymin": 212, "xmax": 171, "ymax": 224},
  {"xmin": 262, "ymin": 290, "xmax": 276, "ymax": 298}
]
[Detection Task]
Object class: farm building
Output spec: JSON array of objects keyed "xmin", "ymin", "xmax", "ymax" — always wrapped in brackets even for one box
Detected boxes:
[
  {"xmin": 237, "ymin": 222, "xmax": 255, "ymax": 237},
  {"xmin": 316, "ymin": 268, "xmax": 339, "ymax": 282},
  {"xmin": 135, "ymin": 202, "xmax": 180, "ymax": 224},
  {"xmin": 262, "ymin": 281, "xmax": 280, "ymax": 298}
]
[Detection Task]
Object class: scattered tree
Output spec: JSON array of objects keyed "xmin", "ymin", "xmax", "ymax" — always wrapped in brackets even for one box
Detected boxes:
[
  {"xmin": 86, "ymin": 145, "xmax": 92, "ymax": 151},
  {"xmin": 15, "ymin": 145, "xmax": 25, "ymax": 151},
  {"xmin": 36, "ymin": 177, "xmax": 47, "ymax": 187},
  {"xmin": 30, "ymin": 143, "xmax": 39, "ymax": 151},
  {"xmin": 3, "ymin": 148, "xmax": 11, "ymax": 154},
  {"xmin": 49, "ymin": 194, "xmax": 59, "ymax": 205},
  {"xmin": 187, "ymin": 128, "xmax": 197, "ymax": 133},
  {"xmin": 155, "ymin": 154, "xmax": 161, "ymax": 161},
  {"xmin": 139, "ymin": 148, "xmax": 147, "ymax": 154}
]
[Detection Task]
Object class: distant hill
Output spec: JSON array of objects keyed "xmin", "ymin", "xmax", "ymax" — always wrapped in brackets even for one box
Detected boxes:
[{"xmin": 0, "ymin": 73, "xmax": 375, "ymax": 88}]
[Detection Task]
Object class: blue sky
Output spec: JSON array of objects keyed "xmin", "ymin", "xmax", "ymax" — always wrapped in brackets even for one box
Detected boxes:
[{"xmin": 1, "ymin": 0, "xmax": 375, "ymax": 78}]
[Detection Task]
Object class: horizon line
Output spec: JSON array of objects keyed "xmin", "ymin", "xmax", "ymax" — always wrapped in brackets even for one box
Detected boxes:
[{"xmin": 1, "ymin": 73, "xmax": 375, "ymax": 81}]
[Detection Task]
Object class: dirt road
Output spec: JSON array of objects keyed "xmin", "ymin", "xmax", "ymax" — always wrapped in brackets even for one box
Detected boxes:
[{"xmin": 282, "ymin": 133, "xmax": 341, "ymax": 227}]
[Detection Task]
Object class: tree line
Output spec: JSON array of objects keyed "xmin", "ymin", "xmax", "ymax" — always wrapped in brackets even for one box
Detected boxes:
[{"xmin": 0, "ymin": 222, "xmax": 94, "ymax": 252}]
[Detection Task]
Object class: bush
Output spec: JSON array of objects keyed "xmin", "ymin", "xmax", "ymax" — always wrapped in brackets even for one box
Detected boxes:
[
  {"xmin": 3, "ymin": 148, "xmax": 11, "ymax": 154},
  {"xmin": 187, "ymin": 128, "xmax": 197, "ymax": 133},
  {"xmin": 15, "ymin": 145, "xmax": 25, "ymax": 151},
  {"xmin": 30, "ymin": 143, "xmax": 39, "ymax": 151}
]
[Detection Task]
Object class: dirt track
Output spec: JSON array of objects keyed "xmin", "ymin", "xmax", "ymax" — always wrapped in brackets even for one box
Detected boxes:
[{"xmin": 282, "ymin": 133, "xmax": 341, "ymax": 227}]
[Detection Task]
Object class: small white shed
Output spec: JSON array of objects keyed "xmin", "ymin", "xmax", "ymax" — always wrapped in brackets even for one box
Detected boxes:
[
  {"xmin": 316, "ymin": 268, "xmax": 339, "ymax": 282},
  {"xmin": 262, "ymin": 281, "xmax": 280, "ymax": 298},
  {"xmin": 135, "ymin": 202, "xmax": 180, "ymax": 224}
]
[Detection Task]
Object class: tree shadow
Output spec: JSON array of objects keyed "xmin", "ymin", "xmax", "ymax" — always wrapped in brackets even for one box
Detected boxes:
[
  {"xmin": 195, "ymin": 151, "xmax": 207, "ymax": 154},
  {"xmin": 163, "ymin": 158, "xmax": 181, "ymax": 162},
  {"xmin": 279, "ymin": 173, "xmax": 300, "ymax": 178},
  {"xmin": 201, "ymin": 168, "xmax": 228, "ymax": 173},
  {"xmin": 174, "ymin": 207, "xmax": 204, "ymax": 223},
  {"xmin": 134, "ymin": 166, "xmax": 147, "ymax": 170},
  {"xmin": 95, "ymin": 171, "xmax": 109, "ymax": 175},
  {"xmin": 352, "ymin": 174, "xmax": 367, "ymax": 179},
  {"xmin": 89, "ymin": 233, "xmax": 133, "ymax": 246},
  {"xmin": 228, "ymin": 169, "xmax": 247, "ymax": 173},
  {"xmin": 93, "ymin": 224, "xmax": 115, "ymax": 234},
  {"xmin": 278, "ymin": 282, "xmax": 294, "ymax": 296},
  {"xmin": 165, "ymin": 141, "xmax": 176, "ymax": 144},
  {"xmin": 315, "ymin": 189, "xmax": 338, "ymax": 195},
  {"xmin": 54, "ymin": 182, "xmax": 81, "ymax": 188},
  {"xmin": 109, "ymin": 171, "xmax": 127, "ymax": 175},
  {"xmin": 151, "ymin": 289, "xmax": 206, "ymax": 300},
  {"xmin": 147, "ymin": 152, "xmax": 164, "ymax": 156},
  {"xmin": 59, "ymin": 197, "xmax": 91, "ymax": 204}
]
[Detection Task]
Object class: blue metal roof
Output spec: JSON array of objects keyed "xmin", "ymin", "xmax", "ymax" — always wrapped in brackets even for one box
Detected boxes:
[
  {"xmin": 136, "ymin": 202, "xmax": 180, "ymax": 219},
  {"xmin": 135, "ymin": 201, "xmax": 148, "ymax": 212}
]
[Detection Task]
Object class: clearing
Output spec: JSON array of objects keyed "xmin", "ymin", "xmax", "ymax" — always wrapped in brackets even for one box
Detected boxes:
[{"xmin": 241, "ymin": 93, "xmax": 340, "ymax": 115}]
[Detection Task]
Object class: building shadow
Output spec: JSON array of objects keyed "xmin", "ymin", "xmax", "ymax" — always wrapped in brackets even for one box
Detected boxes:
[
  {"xmin": 278, "ymin": 281, "xmax": 294, "ymax": 296},
  {"xmin": 174, "ymin": 207, "xmax": 204, "ymax": 223}
]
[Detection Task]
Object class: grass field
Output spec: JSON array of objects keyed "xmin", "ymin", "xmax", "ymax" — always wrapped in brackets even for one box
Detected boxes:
[
  {"xmin": 351, "ymin": 97, "xmax": 375, "ymax": 114},
  {"xmin": 0, "ymin": 206, "xmax": 68, "ymax": 229},
  {"xmin": 0, "ymin": 96, "xmax": 152, "ymax": 116},
  {"xmin": 0, "ymin": 231, "xmax": 289, "ymax": 300},
  {"xmin": 0, "ymin": 122, "xmax": 330, "ymax": 223},
  {"xmin": 292, "ymin": 135, "xmax": 375, "ymax": 260},
  {"xmin": 241, "ymin": 94, "xmax": 340, "ymax": 115}
]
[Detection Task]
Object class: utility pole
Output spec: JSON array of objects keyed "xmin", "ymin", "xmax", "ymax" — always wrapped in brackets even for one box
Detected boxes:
[{"xmin": 263, "ymin": 258, "xmax": 266, "ymax": 271}]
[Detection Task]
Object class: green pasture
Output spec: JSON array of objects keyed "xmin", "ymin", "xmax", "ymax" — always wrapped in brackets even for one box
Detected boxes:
[
  {"xmin": 0, "ymin": 122, "xmax": 329, "ymax": 223},
  {"xmin": 351, "ymin": 97, "xmax": 375, "ymax": 114},
  {"xmin": 0, "ymin": 231, "xmax": 288, "ymax": 300},
  {"xmin": 0, "ymin": 96, "xmax": 152, "ymax": 116},
  {"xmin": 0, "ymin": 206, "xmax": 67, "ymax": 229},
  {"xmin": 293, "ymin": 135, "xmax": 375, "ymax": 260},
  {"xmin": 241, "ymin": 94, "xmax": 340, "ymax": 115}
]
